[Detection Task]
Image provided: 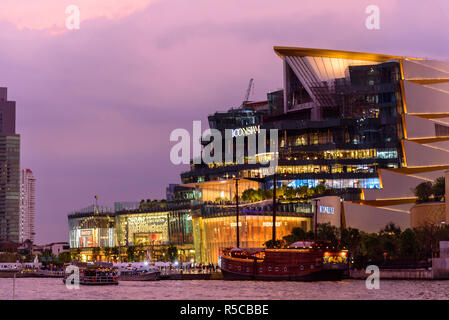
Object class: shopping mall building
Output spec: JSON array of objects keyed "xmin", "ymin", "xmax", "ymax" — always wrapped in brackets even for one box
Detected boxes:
[{"xmin": 68, "ymin": 46, "xmax": 449, "ymax": 264}]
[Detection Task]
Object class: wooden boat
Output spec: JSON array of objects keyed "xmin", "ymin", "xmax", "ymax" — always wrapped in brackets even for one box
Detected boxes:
[
  {"xmin": 219, "ymin": 175, "xmax": 349, "ymax": 281},
  {"xmin": 220, "ymin": 242, "xmax": 348, "ymax": 281}
]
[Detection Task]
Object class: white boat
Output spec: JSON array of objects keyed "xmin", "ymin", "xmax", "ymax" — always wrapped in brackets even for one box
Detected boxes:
[
  {"xmin": 114, "ymin": 262, "xmax": 161, "ymax": 281},
  {"xmin": 0, "ymin": 263, "xmax": 22, "ymax": 278}
]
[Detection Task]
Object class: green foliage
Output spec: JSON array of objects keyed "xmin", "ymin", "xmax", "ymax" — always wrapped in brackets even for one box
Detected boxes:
[
  {"xmin": 281, "ymin": 222, "xmax": 449, "ymax": 268},
  {"xmin": 413, "ymin": 177, "xmax": 445, "ymax": 203},
  {"xmin": 103, "ymin": 247, "xmax": 111, "ymax": 262},
  {"xmin": 263, "ymin": 239, "xmax": 283, "ymax": 249},
  {"xmin": 71, "ymin": 248, "xmax": 81, "ymax": 260},
  {"xmin": 380, "ymin": 222, "xmax": 401, "ymax": 236},
  {"xmin": 139, "ymin": 198, "xmax": 168, "ymax": 210},
  {"xmin": 432, "ymin": 177, "xmax": 445, "ymax": 201},
  {"xmin": 57, "ymin": 252, "xmax": 72, "ymax": 264},
  {"xmin": 39, "ymin": 249, "xmax": 57, "ymax": 266},
  {"xmin": 126, "ymin": 246, "xmax": 136, "ymax": 262},
  {"xmin": 111, "ymin": 247, "xmax": 120, "ymax": 261},
  {"xmin": 414, "ymin": 182, "xmax": 433, "ymax": 203},
  {"xmin": 317, "ymin": 223, "xmax": 340, "ymax": 247},
  {"xmin": 240, "ymin": 183, "xmax": 328, "ymax": 203},
  {"xmin": 282, "ymin": 227, "xmax": 314, "ymax": 246},
  {"xmin": 167, "ymin": 244, "xmax": 178, "ymax": 262},
  {"xmin": 399, "ymin": 229, "xmax": 419, "ymax": 259}
]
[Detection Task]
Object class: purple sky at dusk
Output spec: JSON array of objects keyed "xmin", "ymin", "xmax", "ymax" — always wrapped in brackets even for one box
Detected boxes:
[{"xmin": 0, "ymin": 0, "xmax": 448, "ymax": 244}]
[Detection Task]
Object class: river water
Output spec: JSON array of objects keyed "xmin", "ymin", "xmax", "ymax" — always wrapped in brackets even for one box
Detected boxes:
[{"xmin": 1, "ymin": 278, "xmax": 449, "ymax": 300}]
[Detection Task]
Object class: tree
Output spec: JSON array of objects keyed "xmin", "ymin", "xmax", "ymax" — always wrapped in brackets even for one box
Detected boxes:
[
  {"xmin": 263, "ymin": 239, "xmax": 283, "ymax": 249},
  {"xmin": 103, "ymin": 247, "xmax": 111, "ymax": 262},
  {"xmin": 283, "ymin": 227, "xmax": 308, "ymax": 246},
  {"xmin": 432, "ymin": 176, "xmax": 445, "ymax": 201},
  {"xmin": 57, "ymin": 252, "xmax": 72, "ymax": 264},
  {"xmin": 315, "ymin": 183, "xmax": 326, "ymax": 196},
  {"xmin": 317, "ymin": 223, "xmax": 340, "ymax": 247},
  {"xmin": 126, "ymin": 246, "xmax": 136, "ymax": 262},
  {"xmin": 341, "ymin": 227, "xmax": 361, "ymax": 252},
  {"xmin": 167, "ymin": 244, "xmax": 178, "ymax": 262},
  {"xmin": 297, "ymin": 186, "xmax": 308, "ymax": 198},
  {"xmin": 111, "ymin": 247, "xmax": 120, "ymax": 262},
  {"xmin": 413, "ymin": 182, "xmax": 433, "ymax": 203},
  {"xmin": 380, "ymin": 222, "xmax": 401, "ymax": 236},
  {"xmin": 399, "ymin": 229, "xmax": 419, "ymax": 260},
  {"xmin": 361, "ymin": 233, "xmax": 384, "ymax": 263},
  {"xmin": 71, "ymin": 248, "xmax": 81, "ymax": 260}
]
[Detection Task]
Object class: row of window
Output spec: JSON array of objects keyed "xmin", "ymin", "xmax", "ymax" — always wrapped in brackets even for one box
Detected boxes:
[{"xmin": 223, "ymin": 262, "xmax": 320, "ymax": 273}]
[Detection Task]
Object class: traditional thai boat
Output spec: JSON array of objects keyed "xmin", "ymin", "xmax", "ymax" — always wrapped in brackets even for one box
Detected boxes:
[
  {"xmin": 220, "ymin": 242, "xmax": 348, "ymax": 281},
  {"xmin": 219, "ymin": 175, "xmax": 349, "ymax": 281}
]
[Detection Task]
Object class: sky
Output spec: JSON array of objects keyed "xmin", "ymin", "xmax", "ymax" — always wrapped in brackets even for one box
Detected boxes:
[{"xmin": 0, "ymin": 0, "xmax": 448, "ymax": 244}]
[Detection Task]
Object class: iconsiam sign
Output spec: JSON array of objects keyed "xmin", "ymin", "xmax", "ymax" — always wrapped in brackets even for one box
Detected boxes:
[
  {"xmin": 169, "ymin": 120, "xmax": 278, "ymax": 169},
  {"xmin": 231, "ymin": 125, "xmax": 261, "ymax": 138}
]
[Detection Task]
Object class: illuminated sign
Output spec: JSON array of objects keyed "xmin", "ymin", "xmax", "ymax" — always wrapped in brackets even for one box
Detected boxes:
[
  {"xmin": 80, "ymin": 229, "xmax": 93, "ymax": 236},
  {"xmin": 231, "ymin": 125, "xmax": 260, "ymax": 138},
  {"xmin": 262, "ymin": 222, "xmax": 281, "ymax": 227},
  {"xmin": 319, "ymin": 206, "xmax": 335, "ymax": 215}
]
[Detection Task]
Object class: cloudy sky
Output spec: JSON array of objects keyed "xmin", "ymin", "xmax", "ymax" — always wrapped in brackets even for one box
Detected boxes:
[{"xmin": 0, "ymin": 0, "xmax": 448, "ymax": 243}]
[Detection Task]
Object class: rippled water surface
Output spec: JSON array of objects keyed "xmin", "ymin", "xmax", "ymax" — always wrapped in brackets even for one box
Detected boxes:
[{"xmin": 1, "ymin": 278, "xmax": 449, "ymax": 300}]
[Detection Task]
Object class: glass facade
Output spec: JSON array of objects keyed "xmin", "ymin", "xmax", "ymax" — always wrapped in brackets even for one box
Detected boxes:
[
  {"xmin": 68, "ymin": 213, "xmax": 115, "ymax": 248},
  {"xmin": 193, "ymin": 214, "xmax": 311, "ymax": 264},
  {"xmin": 181, "ymin": 57, "xmax": 404, "ymax": 201},
  {"xmin": 68, "ymin": 208, "xmax": 195, "ymax": 251}
]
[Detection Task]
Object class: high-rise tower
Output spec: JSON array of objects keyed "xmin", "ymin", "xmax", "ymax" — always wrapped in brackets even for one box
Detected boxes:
[
  {"xmin": 20, "ymin": 168, "xmax": 36, "ymax": 243},
  {"xmin": 0, "ymin": 88, "xmax": 20, "ymax": 243}
]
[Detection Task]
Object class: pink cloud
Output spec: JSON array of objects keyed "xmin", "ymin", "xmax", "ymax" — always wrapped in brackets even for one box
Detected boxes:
[{"xmin": 0, "ymin": 0, "xmax": 154, "ymax": 31}]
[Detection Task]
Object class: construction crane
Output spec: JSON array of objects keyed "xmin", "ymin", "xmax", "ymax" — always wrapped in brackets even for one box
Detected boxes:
[{"xmin": 242, "ymin": 78, "xmax": 254, "ymax": 106}]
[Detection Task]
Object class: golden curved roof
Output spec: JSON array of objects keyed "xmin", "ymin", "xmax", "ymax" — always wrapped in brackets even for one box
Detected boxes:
[{"xmin": 273, "ymin": 46, "xmax": 421, "ymax": 62}]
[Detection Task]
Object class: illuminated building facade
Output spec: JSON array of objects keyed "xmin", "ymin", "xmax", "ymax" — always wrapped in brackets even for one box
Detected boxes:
[
  {"xmin": 67, "ymin": 200, "xmax": 313, "ymax": 264},
  {"xmin": 180, "ymin": 47, "xmax": 449, "ymax": 232},
  {"xmin": 68, "ymin": 203, "xmax": 195, "ymax": 262},
  {"xmin": 68, "ymin": 211, "xmax": 116, "ymax": 249},
  {"xmin": 182, "ymin": 47, "xmax": 409, "ymax": 200},
  {"xmin": 67, "ymin": 47, "xmax": 449, "ymax": 263},
  {"xmin": 192, "ymin": 202, "xmax": 313, "ymax": 264}
]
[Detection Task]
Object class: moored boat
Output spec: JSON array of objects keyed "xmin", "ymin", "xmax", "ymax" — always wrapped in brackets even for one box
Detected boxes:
[
  {"xmin": 219, "ymin": 175, "xmax": 349, "ymax": 281},
  {"xmin": 0, "ymin": 263, "xmax": 21, "ymax": 278},
  {"xmin": 63, "ymin": 262, "xmax": 119, "ymax": 285},
  {"xmin": 116, "ymin": 262, "xmax": 161, "ymax": 281},
  {"xmin": 220, "ymin": 242, "xmax": 348, "ymax": 281},
  {"xmin": 119, "ymin": 269, "xmax": 160, "ymax": 281}
]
